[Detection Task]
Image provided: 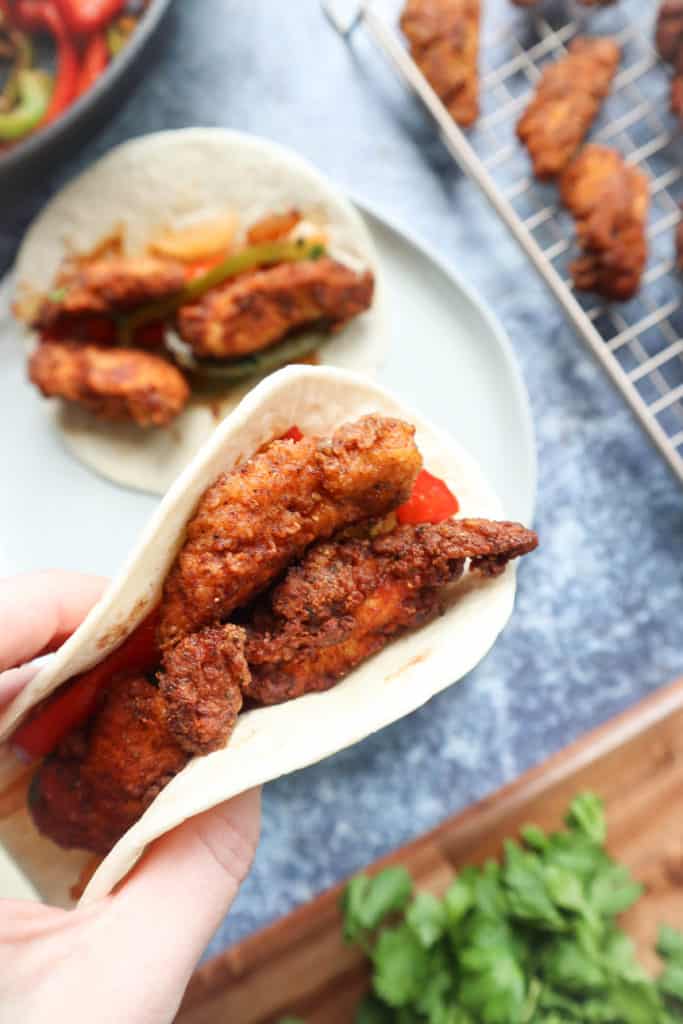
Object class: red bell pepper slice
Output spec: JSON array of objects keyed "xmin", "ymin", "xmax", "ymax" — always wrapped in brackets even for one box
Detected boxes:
[
  {"xmin": 279, "ymin": 425, "xmax": 304, "ymax": 442},
  {"xmin": 15, "ymin": 1, "xmax": 80, "ymax": 124},
  {"xmin": 77, "ymin": 30, "xmax": 109, "ymax": 96},
  {"xmin": 42, "ymin": 315, "xmax": 118, "ymax": 345},
  {"xmin": 55, "ymin": 0, "xmax": 125, "ymax": 34},
  {"xmin": 396, "ymin": 469, "xmax": 460, "ymax": 525},
  {"xmin": 11, "ymin": 606, "xmax": 160, "ymax": 760}
]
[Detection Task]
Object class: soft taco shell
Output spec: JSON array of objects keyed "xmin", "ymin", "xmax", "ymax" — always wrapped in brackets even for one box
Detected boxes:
[
  {"xmin": 0, "ymin": 366, "xmax": 518, "ymax": 908},
  {"xmin": 14, "ymin": 129, "xmax": 387, "ymax": 495}
]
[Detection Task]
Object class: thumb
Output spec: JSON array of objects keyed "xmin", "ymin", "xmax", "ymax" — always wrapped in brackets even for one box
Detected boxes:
[{"xmin": 107, "ymin": 788, "xmax": 260, "ymax": 990}]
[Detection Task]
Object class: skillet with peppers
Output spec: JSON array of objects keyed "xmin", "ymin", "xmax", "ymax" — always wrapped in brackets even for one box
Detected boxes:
[{"xmin": 0, "ymin": 0, "xmax": 150, "ymax": 148}]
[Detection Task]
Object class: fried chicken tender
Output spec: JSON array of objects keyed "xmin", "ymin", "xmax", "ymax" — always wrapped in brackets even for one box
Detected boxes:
[
  {"xmin": 159, "ymin": 416, "xmax": 422, "ymax": 648},
  {"xmin": 243, "ymin": 519, "xmax": 539, "ymax": 706},
  {"xmin": 158, "ymin": 624, "xmax": 248, "ymax": 756},
  {"xmin": 560, "ymin": 145, "xmax": 649, "ymax": 301},
  {"xmin": 28, "ymin": 341, "xmax": 190, "ymax": 427},
  {"xmin": 28, "ymin": 674, "xmax": 189, "ymax": 855},
  {"xmin": 400, "ymin": 0, "xmax": 481, "ymax": 128},
  {"xmin": 35, "ymin": 256, "xmax": 185, "ymax": 328},
  {"xmin": 176, "ymin": 258, "xmax": 375, "ymax": 359},
  {"xmin": 517, "ymin": 38, "xmax": 620, "ymax": 180}
]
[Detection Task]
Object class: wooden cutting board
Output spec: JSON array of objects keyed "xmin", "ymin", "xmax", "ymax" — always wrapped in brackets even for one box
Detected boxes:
[{"xmin": 177, "ymin": 678, "xmax": 683, "ymax": 1024}]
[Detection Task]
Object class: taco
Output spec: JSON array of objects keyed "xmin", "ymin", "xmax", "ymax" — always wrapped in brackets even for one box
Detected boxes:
[
  {"xmin": 13, "ymin": 129, "xmax": 387, "ymax": 494},
  {"xmin": 0, "ymin": 366, "xmax": 537, "ymax": 908}
]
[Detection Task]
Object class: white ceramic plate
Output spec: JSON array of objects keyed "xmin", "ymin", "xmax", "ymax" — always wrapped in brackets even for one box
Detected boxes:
[{"xmin": 0, "ymin": 203, "xmax": 536, "ymax": 578}]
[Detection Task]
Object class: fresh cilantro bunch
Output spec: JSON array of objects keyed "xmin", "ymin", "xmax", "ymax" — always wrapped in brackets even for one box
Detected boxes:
[{"xmin": 280, "ymin": 794, "xmax": 683, "ymax": 1024}]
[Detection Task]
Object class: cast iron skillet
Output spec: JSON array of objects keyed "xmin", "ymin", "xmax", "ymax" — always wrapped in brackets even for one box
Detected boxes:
[{"xmin": 0, "ymin": 0, "xmax": 174, "ymax": 185}]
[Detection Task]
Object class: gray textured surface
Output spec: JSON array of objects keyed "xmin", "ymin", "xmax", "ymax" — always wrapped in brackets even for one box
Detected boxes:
[{"xmin": 1, "ymin": 0, "xmax": 682, "ymax": 962}]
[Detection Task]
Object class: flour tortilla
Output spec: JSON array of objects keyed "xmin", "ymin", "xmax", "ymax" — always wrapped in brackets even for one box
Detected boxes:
[
  {"xmin": 0, "ymin": 366, "xmax": 519, "ymax": 908},
  {"xmin": 14, "ymin": 129, "xmax": 388, "ymax": 495}
]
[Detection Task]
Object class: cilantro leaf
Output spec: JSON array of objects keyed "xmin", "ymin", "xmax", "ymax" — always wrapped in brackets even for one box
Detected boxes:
[
  {"xmin": 458, "ymin": 945, "xmax": 526, "ymax": 1023},
  {"xmin": 660, "ymin": 963, "xmax": 683, "ymax": 1003},
  {"xmin": 602, "ymin": 929, "xmax": 649, "ymax": 984},
  {"xmin": 372, "ymin": 924, "xmax": 430, "ymax": 1007},
  {"xmin": 566, "ymin": 792, "xmax": 606, "ymax": 845},
  {"xmin": 589, "ymin": 864, "xmax": 643, "ymax": 917},
  {"xmin": 521, "ymin": 824, "xmax": 548, "ymax": 852},
  {"xmin": 543, "ymin": 863, "xmax": 593, "ymax": 920},
  {"xmin": 473, "ymin": 860, "xmax": 507, "ymax": 918},
  {"xmin": 406, "ymin": 892, "xmax": 448, "ymax": 948},
  {"xmin": 444, "ymin": 873, "xmax": 474, "ymax": 925},
  {"xmin": 503, "ymin": 840, "xmax": 564, "ymax": 929},
  {"xmin": 342, "ymin": 868, "xmax": 413, "ymax": 943},
  {"xmin": 659, "ymin": 925, "xmax": 683, "ymax": 964},
  {"xmin": 541, "ymin": 936, "xmax": 605, "ymax": 993}
]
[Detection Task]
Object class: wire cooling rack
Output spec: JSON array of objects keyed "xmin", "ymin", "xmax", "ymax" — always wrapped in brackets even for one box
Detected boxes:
[{"xmin": 323, "ymin": 0, "xmax": 683, "ymax": 485}]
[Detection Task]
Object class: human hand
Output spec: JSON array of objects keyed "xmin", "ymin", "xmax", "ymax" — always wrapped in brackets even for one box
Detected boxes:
[{"xmin": 0, "ymin": 571, "xmax": 261, "ymax": 1024}]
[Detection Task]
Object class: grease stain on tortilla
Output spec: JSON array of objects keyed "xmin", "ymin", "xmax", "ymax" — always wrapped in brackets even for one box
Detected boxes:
[
  {"xmin": 96, "ymin": 596, "xmax": 153, "ymax": 651},
  {"xmin": 384, "ymin": 651, "xmax": 430, "ymax": 683}
]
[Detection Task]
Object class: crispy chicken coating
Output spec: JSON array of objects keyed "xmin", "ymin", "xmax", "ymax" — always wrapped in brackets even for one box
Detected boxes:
[
  {"xmin": 158, "ymin": 625, "xmax": 248, "ymax": 756},
  {"xmin": 243, "ymin": 519, "xmax": 539, "ymax": 706},
  {"xmin": 400, "ymin": 0, "xmax": 481, "ymax": 128},
  {"xmin": 28, "ymin": 341, "xmax": 190, "ymax": 427},
  {"xmin": 517, "ymin": 38, "xmax": 620, "ymax": 180},
  {"xmin": 656, "ymin": 1, "xmax": 683, "ymax": 120},
  {"xmin": 560, "ymin": 145, "xmax": 649, "ymax": 301},
  {"xmin": 34, "ymin": 256, "xmax": 185, "ymax": 328},
  {"xmin": 159, "ymin": 416, "xmax": 422, "ymax": 648},
  {"xmin": 28, "ymin": 674, "xmax": 189, "ymax": 855},
  {"xmin": 176, "ymin": 258, "xmax": 375, "ymax": 359}
]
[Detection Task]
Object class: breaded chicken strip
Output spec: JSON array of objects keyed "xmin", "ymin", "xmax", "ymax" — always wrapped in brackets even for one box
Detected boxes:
[
  {"xmin": 560, "ymin": 145, "xmax": 649, "ymax": 300},
  {"xmin": 400, "ymin": 0, "xmax": 481, "ymax": 128},
  {"xmin": 28, "ymin": 674, "xmax": 189, "ymax": 855},
  {"xmin": 517, "ymin": 38, "xmax": 620, "ymax": 180},
  {"xmin": 28, "ymin": 627, "xmax": 250, "ymax": 853},
  {"xmin": 176, "ymin": 259, "xmax": 374, "ymax": 359},
  {"xmin": 34, "ymin": 256, "xmax": 185, "ymax": 328},
  {"xmin": 244, "ymin": 519, "xmax": 539, "ymax": 706},
  {"xmin": 29, "ymin": 341, "xmax": 190, "ymax": 427},
  {"xmin": 158, "ymin": 624, "xmax": 248, "ymax": 756},
  {"xmin": 159, "ymin": 416, "xmax": 422, "ymax": 647}
]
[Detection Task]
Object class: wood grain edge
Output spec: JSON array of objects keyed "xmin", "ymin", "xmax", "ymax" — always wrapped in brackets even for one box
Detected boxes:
[{"xmin": 178, "ymin": 677, "xmax": 683, "ymax": 1021}]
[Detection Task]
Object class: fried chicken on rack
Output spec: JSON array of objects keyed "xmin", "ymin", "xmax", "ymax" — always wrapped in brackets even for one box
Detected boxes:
[
  {"xmin": 34, "ymin": 256, "xmax": 185, "ymax": 329},
  {"xmin": 28, "ymin": 341, "xmax": 190, "ymax": 427},
  {"xmin": 176, "ymin": 258, "xmax": 374, "ymax": 359},
  {"xmin": 656, "ymin": 1, "xmax": 683, "ymax": 120},
  {"xmin": 517, "ymin": 38, "xmax": 620, "ymax": 180},
  {"xmin": 29, "ymin": 674, "xmax": 190, "ymax": 855},
  {"xmin": 400, "ymin": 0, "xmax": 481, "ymax": 128},
  {"xmin": 560, "ymin": 145, "xmax": 649, "ymax": 300},
  {"xmin": 159, "ymin": 416, "xmax": 422, "ymax": 647},
  {"xmin": 243, "ymin": 519, "xmax": 538, "ymax": 706}
]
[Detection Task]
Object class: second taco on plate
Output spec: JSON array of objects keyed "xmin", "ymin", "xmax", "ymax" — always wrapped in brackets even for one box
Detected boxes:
[{"xmin": 13, "ymin": 129, "xmax": 386, "ymax": 494}]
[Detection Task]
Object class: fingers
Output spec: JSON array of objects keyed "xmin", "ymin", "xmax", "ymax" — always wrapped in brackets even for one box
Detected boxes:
[
  {"xmin": 0, "ymin": 664, "xmax": 42, "ymax": 710},
  {"xmin": 0, "ymin": 571, "xmax": 107, "ymax": 673},
  {"xmin": 108, "ymin": 789, "xmax": 261, "ymax": 990}
]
